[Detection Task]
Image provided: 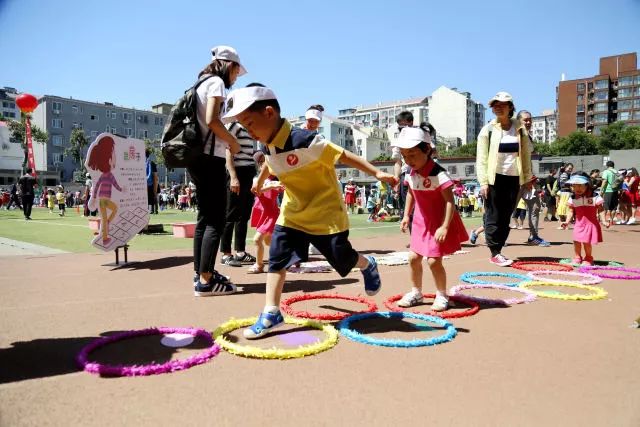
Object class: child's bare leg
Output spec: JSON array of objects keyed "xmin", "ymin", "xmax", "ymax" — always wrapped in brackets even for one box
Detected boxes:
[
  {"xmin": 253, "ymin": 232, "xmax": 264, "ymax": 266},
  {"xmin": 428, "ymin": 257, "xmax": 446, "ymax": 295},
  {"xmin": 265, "ymin": 269, "xmax": 286, "ymax": 308},
  {"xmin": 583, "ymin": 243, "xmax": 593, "ymax": 259},
  {"xmin": 408, "ymin": 251, "xmax": 424, "ymax": 292},
  {"xmin": 573, "ymin": 241, "xmax": 583, "ymax": 258}
]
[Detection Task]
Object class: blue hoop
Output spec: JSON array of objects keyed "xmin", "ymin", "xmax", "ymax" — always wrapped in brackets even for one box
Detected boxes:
[
  {"xmin": 459, "ymin": 271, "xmax": 531, "ymax": 287},
  {"xmin": 337, "ymin": 311, "xmax": 457, "ymax": 348}
]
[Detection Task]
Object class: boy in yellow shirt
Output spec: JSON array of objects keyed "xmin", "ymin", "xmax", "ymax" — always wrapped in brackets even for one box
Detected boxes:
[
  {"xmin": 55, "ymin": 186, "xmax": 66, "ymax": 217},
  {"xmin": 223, "ymin": 84, "xmax": 397, "ymax": 338}
]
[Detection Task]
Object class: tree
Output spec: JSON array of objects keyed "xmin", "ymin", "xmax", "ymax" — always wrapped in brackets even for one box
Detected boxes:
[
  {"xmin": 65, "ymin": 128, "xmax": 89, "ymax": 174},
  {"xmin": 553, "ymin": 131, "xmax": 599, "ymax": 156},
  {"xmin": 437, "ymin": 142, "xmax": 477, "ymax": 158},
  {"xmin": 1, "ymin": 114, "xmax": 48, "ymax": 169},
  {"xmin": 597, "ymin": 121, "xmax": 627, "ymax": 153},
  {"xmin": 533, "ymin": 142, "xmax": 556, "ymax": 156},
  {"xmin": 144, "ymin": 139, "xmax": 165, "ymax": 166}
]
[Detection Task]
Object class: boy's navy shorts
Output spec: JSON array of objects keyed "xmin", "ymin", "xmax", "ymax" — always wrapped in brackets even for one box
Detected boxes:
[{"xmin": 269, "ymin": 225, "xmax": 359, "ymax": 277}]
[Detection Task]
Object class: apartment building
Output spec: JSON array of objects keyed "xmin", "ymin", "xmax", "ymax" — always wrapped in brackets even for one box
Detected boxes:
[
  {"xmin": 337, "ymin": 96, "xmax": 429, "ymax": 129},
  {"xmin": 1, "ymin": 87, "xmax": 20, "ymax": 120},
  {"xmin": 31, "ymin": 95, "xmax": 169, "ymax": 182},
  {"xmin": 530, "ymin": 110, "xmax": 558, "ymax": 143},
  {"xmin": 428, "ymin": 86, "xmax": 485, "ymax": 145},
  {"xmin": 557, "ymin": 52, "xmax": 640, "ymax": 137}
]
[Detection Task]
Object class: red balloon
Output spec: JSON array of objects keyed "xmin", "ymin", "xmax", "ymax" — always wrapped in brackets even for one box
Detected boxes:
[{"xmin": 16, "ymin": 94, "xmax": 38, "ymax": 113}]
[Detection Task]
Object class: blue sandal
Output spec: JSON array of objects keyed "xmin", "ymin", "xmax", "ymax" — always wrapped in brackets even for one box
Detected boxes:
[{"xmin": 243, "ymin": 311, "xmax": 285, "ymax": 339}]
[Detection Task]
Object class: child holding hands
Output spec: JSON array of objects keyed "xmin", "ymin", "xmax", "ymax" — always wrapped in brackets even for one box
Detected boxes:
[{"xmin": 396, "ymin": 127, "xmax": 468, "ymax": 311}]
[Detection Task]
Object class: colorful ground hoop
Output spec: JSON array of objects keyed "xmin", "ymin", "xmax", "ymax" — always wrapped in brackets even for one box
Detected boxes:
[
  {"xmin": 511, "ymin": 261, "xmax": 573, "ymax": 272},
  {"xmin": 459, "ymin": 271, "xmax": 531, "ymax": 287},
  {"xmin": 384, "ymin": 293, "xmax": 480, "ymax": 318},
  {"xmin": 559, "ymin": 258, "xmax": 623, "ymax": 267},
  {"xmin": 450, "ymin": 284, "xmax": 537, "ymax": 305},
  {"xmin": 76, "ymin": 327, "xmax": 220, "ymax": 377},
  {"xmin": 212, "ymin": 317, "xmax": 338, "ymax": 359},
  {"xmin": 338, "ymin": 311, "xmax": 457, "ymax": 348},
  {"xmin": 519, "ymin": 281, "xmax": 608, "ymax": 301},
  {"xmin": 280, "ymin": 293, "xmax": 378, "ymax": 321},
  {"xmin": 578, "ymin": 265, "xmax": 640, "ymax": 280},
  {"xmin": 526, "ymin": 270, "xmax": 603, "ymax": 285}
]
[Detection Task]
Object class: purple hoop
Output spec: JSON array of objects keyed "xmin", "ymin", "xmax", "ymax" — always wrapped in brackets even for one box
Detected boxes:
[
  {"xmin": 450, "ymin": 284, "xmax": 537, "ymax": 305},
  {"xmin": 578, "ymin": 265, "xmax": 640, "ymax": 280},
  {"xmin": 77, "ymin": 327, "xmax": 220, "ymax": 377}
]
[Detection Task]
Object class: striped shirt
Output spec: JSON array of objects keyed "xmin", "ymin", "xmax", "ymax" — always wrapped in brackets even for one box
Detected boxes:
[
  {"xmin": 93, "ymin": 172, "xmax": 123, "ymax": 199},
  {"xmin": 227, "ymin": 122, "xmax": 256, "ymax": 167}
]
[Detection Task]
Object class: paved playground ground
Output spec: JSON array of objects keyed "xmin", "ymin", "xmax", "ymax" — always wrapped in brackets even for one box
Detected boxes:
[{"xmin": 0, "ymin": 218, "xmax": 638, "ymax": 426}]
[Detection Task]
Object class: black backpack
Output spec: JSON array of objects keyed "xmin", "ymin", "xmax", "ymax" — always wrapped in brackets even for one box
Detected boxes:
[{"xmin": 161, "ymin": 76, "xmax": 213, "ymax": 168}]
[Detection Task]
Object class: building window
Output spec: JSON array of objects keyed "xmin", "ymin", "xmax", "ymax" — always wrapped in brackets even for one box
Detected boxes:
[
  {"xmin": 72, "ymin": 105, "xmax": 78, "ymax": 114},
  {"xmin": 90, "ymin": 114, "xmax": 98, "ymax": 121},
  {"xmin": 577, "ymin": 105, "xmax": 585, "ymax": 113},
  {"xmin": 576, "ymin": 83, "xmax": 586, "ymax": 91},
  {"xmin": 106, "ymin": 109, "xmax": 111, "ymax": 118},
  {"xmin": 577, "ymin": 94, "xmax": 584, "ymax": 103},
  {"xmin": 618, "ymin": 100, "xmax": 633, "ymax": 110},
  {"xmin": 447, "ymin": 166, "xmax": 457, "ymax": 175},
  {"xmin": 52, "ymin": 153, "xmax": 64, "ymax": 164},
  {"xmin": 52, "ymin": 101, "xmax": 62, "ymax": 113},
  {"xmin": 154, "ymin": 117, "xmax": 163, "ymax": 126},
  {"xmin": 138, "ymin": 130, "xmax": 148, "ymax": 139},
  {"xmin": 618, "ymin": 111, "xmax": 631, "ymax": 121},
  {"xmin": 465, "ymin": 165, "xmax": 475, "ymax": 176},
  {"xmin": 618, "ymin": 88, "xmax": 635, "ymax": 98},
  {"xmin": 634, "ymin": 99, "xmax": 640, "ymax": 109},
  {"xmin": 576, "ymin": 116, "xmax": 585, "ymax": 124},
  {"xmin": 2, "ymin": 111, "xmax": 16, "ymax": 118},
  {"xmin": 594, "ymin": 79, "xmax": 608, "ymax": 90},
  {"xmin": 594, "ymin": 91, "xmax": 608, "ymax": 101},
  {"xmin": 111, "ymin": 111, "xmax": 117, "ymax": 119},
  {"xmin": 2, "ymin": 101, "xmax": 16, "ymax": 108},
  {"xmin": 594, "ymin": 103, "xmax": 607, "ymax": 112},
  {"xmin": 618, "ymin": 76, "xmax": 634, "ymax": 87},
  {"xmin": 633, "ymin": 111, "xmax": 640, "ymax": 120},
  {"xmin": 52, "ymin": 135, "xmax": 64, "ymax": 146},
  {"xmin": 106, "ymin": 126, "xmax": 111, "ymax": 133},
  {"xmin": 155, "ymin": 133, "xmax": 160, "ymax": 140},
  {"xmin": 352, "ymin": 170, "xmax": 359, "ymax": 177},
  {"xmin": 52, "ymin": 118, "xmax": 63, "ymax": 128},
  {"xmin": 125, "ymin": 128, "xmax": 133, "ymax": 136},
  {"xmin": 111, "ymin": 127, "xmax": 117, "ymax": 134},
  {"xmin": 593, "ymin": 113, "xmax": 607, "ymax": 124},
  {"xmin": 123, "ymin": 112, "xmax": 132, "ymax": 123}
]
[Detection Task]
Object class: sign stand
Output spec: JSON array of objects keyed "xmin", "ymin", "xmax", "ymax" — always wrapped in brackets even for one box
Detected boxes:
[{"xmin": 115, "ymin": 245, "xmax": 129, "ymax": 265}]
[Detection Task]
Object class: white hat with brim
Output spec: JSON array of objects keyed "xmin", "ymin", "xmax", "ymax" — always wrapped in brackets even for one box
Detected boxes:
[
  {"xmin": 566, "ymin": 175, "xmax": 590, "ymax": 185},
  {"xmin": 211, "ymin": 45, "xmax": 247, "ymax": 76},
  {"xmin": 390, "ymin": 127, "xmax": 432, "ymax": 149},
  {"xmin": 488, "ymin": 91, "xmax": 513, "ymax": 107},
  {"xmin": 222, "ymin": 86, "xmax": 277, "ymax": 123},
  {"xmin": 305, "ymin": 109, "xmax": 323, "ymax": 121}
]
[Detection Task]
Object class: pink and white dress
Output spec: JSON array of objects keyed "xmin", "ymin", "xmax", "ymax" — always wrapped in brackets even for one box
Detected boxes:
[
  {"xmin": 250, "ymin": 178, "xmax": 282, "ymax": 234},
  {"xmin": 405, "ymin": 159, "xmax": 469, "ymax": 257},
  {"xmin": 568, "ymin": 195, "xmax": 603, "ymax": 244}
]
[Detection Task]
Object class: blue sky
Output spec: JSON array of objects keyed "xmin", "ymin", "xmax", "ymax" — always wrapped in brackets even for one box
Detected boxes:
[{"xmin": 1, "ymin": 0, "xmax": 639, "ymax": 119}]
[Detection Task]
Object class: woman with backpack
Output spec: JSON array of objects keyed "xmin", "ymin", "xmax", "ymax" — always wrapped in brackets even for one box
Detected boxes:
[
  {"xmin": 476, "ymin": 91, "xmax": 533, "ymax": 267},
  {"xmin": 190, "ymin": 46, "xmax": 244, "ymax": 297}
]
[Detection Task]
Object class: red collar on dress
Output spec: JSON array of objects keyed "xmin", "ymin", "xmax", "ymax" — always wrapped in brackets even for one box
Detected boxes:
[{"xmin": 410, "ymin": 159, "xmax": 435, "ymax": 177}]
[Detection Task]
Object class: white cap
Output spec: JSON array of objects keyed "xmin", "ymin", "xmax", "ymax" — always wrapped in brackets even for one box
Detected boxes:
[
  {"xmin": 488, "ymin": 91, "xmax": 513, "ymax": 107},
  {"xmin": 390, "ymin": 127, "xmax": 432, "ymax": 149},
  {"xmin": 305, "ymin": 109, "xmax": 323, "ymax": 121},
  {"xmin": 211, "ymin": 45, "xmax": 247, "ymax": 76},
  {"xmin": 222, "ymin": 86, "xmax": 277, "ymax": 122}
]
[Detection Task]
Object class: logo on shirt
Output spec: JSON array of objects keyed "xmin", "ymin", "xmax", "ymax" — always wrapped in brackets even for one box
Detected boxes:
[
  {"xmin": 422, "ymin": 178, "xmax": 432, "ymax": 188},
  {"xmin": 286, "ymin": 154, "xmax": 299, "ymax": 166},
  {"xmin": 588, "ymin": 198, "xmax": 593, "ymax": 205}
]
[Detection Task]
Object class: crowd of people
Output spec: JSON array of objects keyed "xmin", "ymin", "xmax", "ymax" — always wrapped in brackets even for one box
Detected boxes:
[{"xmin": 3, "ymin": 45, "xmax": 638, "ymax": 341}]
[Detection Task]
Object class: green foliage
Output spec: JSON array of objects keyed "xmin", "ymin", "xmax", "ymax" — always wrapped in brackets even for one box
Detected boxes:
[
  {"xmin": 536, "ymin": 123, "xmax": 640, "ymax": 156},
  {"xmin": 437, "ymin": 142, "xmax": 477, "ymax": 158},
  {"xmin": 1, "ymin": 114, "xmax": 49, "ymax": 168},
  {"xmin": 373, "ymin": 153, "xmax": 392, "ymax": 161},
  {"xmin": 552, "ymin": 131, "xmax": 600, "ymax": 156},
  {"xmin": 65, "ymin": 128, "xmax": 89, "ymax": 173},
  {"xmin": 533, "ymin": 142, "xmax": 555, "ymax": 156},
  {"xmin": 597, "ymin": 121, "xmax": 640, "ymax": 152},
  {"xmin": 144, "ymin": 139, "xmax": 165, "ymax": 166}
]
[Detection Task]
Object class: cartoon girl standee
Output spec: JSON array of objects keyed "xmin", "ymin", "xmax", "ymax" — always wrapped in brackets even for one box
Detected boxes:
[{"xmin": 86, "ymin": 135, "xmax": 125, "ymax": 245}]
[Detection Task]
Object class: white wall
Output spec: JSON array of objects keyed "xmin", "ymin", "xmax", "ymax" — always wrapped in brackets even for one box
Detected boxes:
[
  {"xmin": 0, "ymin": 126, "xmax": 23, "ymax": 169},
  {"xmin": 429, "ymin": 86, "xmax": 469, "ymax": 144}
]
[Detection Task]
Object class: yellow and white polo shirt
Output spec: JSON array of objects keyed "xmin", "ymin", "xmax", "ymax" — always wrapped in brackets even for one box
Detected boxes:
[{"xmin": 261, "ymin": 120, "xmax": 347, "ymax": 235}]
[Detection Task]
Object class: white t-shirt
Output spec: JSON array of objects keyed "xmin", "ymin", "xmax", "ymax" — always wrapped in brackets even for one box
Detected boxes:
[
  {"xmin": 196, "ymin": 75, "xmax": 227, "ymax": 158},
  {"xmin": 496, "ymin": 127, "xmax": 519, "ymax": 176}
]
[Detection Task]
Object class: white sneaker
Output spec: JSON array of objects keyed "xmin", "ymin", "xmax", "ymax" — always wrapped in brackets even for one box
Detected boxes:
[
  {"xmin": 431, "ymin": 295, "xmax": 449, "ymax": 312},
  {"xmin": 626, "ymin": 217, "xmax": 636, "ymax": 225},
  {"xmin": 490, "ymin": 254, "xmax": 513, "ymax": 267},
  {"xmin": 397, "ymin": 291, "xmax": 424, "ymax": 307}
]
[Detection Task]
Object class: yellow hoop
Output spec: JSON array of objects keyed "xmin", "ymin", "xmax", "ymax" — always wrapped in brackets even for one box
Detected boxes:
[
  {"xmin": 212, "ymin": 317, "xmax": 338, "ymax": 359},
  {"xmin": 519, "ymin": 281, "xmax": 608, "ymax": 301}
]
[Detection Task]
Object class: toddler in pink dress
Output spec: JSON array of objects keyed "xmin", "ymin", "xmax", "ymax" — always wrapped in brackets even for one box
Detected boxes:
[
  {"xmin": 561, "ymin": 173, "xmax": 603, "ymax": 266},
  {"xmin": 248, "ymin": 155, "xmax": 284, "ymax": 273},
  {"xmin": 392, "ymin": 127, "xmax": 468, "ymax": 311}
]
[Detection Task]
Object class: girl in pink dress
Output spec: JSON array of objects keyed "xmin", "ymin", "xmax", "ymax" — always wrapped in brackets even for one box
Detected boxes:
[
  {"xmin": 344, "ymin": 179, "xmax": 357, "ymax": 214},
  {"xmin": 248, "ymin": 152, "xmax": 284, "ymax": 273},
  {"xmin": 393, "ymin": 126, "xmax": 468, "ymax": 311},
  {"xmin": 561, "ymin": 173, "xmax": 603, "ymax": 266}
]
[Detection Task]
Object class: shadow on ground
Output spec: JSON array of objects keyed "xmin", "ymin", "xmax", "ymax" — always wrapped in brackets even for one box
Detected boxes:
[
  {"xmin": 110, "ymin": 256, "xmax": 193, "ymax": 271},
  {"xmin": 236, "ymin": 278, "xmax": 360, "ymax": 295},
  {"xmin": 0, "ymin": 330, "xmax": 210, "ymax": 383}
]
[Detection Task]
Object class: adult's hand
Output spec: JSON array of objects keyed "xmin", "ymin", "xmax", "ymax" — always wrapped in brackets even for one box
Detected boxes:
[
  {"xmin": 480, "ymin": 185, "xmax": 490, "ymax": 199},
  {"xmin": 230, "ymin": 177, "xmax": 240, "ymax": 195}
]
